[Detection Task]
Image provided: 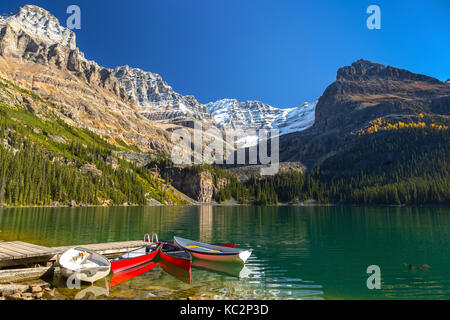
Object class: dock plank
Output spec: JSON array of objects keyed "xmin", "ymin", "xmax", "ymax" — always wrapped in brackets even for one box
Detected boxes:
[
  {"xmin": 0, "ymin": 242, "xmax": 56, "ymax": 259},
  {"xmin": 54, "ymin": 240, "xmax": 145, "ymax": 251},
  {"xmin": 14, "ymin": 241, "xmax": 51, "ymax": 250},
  {"xmin": 8, "ymin": 242, "xmax": 48, "ymax": 254},
  {"xmin": 0, "ymin": 252, "xmax": 13, "ymax": 260},
  {"xmin": 11, "ymin": 241, "xmax": 56, "ymax": 254},
  {"xmin": 0, "ymin": 245, "xmax": 28, "ymax": 258},
  {"xmin": 0, "ymin": 240, "xmax": 147, "ymax": 268},
  {"xmin": 0, "ymin": 243, "xmax": 35, "ymax": 256}
]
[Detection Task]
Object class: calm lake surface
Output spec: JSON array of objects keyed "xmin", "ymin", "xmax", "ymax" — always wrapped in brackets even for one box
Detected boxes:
[{"xmin": 0, "ymin": 206, "xmax": 449, "ymax": 300}]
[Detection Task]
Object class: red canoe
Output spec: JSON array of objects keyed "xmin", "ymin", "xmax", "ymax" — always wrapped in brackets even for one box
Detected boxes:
[
  {"xmin": 160, "ymin": 259, "xmax": 192, "ymax": 284},
  {"xmin": 110, "ymin": 262, "xmax": 159, "ymax": 287},
  {"xmin": 111, "ymin": 243, "xmax": 161, "ymax": 273},
  {"xmin": 159, "ymin": 242, "xmax": 192, "ymax": 271}
]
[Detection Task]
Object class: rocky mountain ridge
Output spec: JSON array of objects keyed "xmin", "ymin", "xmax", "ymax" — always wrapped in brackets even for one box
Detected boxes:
[
  {"xmin": 114, "ymin": 65, "xmax": 212, "ymax": 125},
  {"xmin": 280, "ymin": 59, "xmax": 450, "ymax": 166},
  {"xmin": 0, "ymin": 5, "xmax": 317, "ymax": 153},
  {"xmin": 0, "ymin": 5, "xmax": 176, "ymax": 154},
  {"xmin": 0, "ymin": 5, "xmax": 76, "ymax": 50}
]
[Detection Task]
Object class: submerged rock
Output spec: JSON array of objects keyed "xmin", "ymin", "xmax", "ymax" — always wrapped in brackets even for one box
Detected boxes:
[{"xmin": 31, "ymin": 285, "xmax": 43, "ymax": 293}]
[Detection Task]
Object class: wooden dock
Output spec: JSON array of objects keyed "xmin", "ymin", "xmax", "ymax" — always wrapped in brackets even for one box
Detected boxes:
[
  {"xmin": 0, "ymin": 240, "xmax": 146, "ymax": 268},
  {"xmin": 52, "ymin": 240, "xmax": 146, "ymax": 256},
  {"xmin": 0, "ymin": 241, "xmax": 58, "ymax": 268}
]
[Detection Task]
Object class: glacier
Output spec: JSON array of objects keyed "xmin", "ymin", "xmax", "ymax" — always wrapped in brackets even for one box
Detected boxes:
[{"xmin": 207, "ymin": 99, "xmax": 317, "ymax": 147}]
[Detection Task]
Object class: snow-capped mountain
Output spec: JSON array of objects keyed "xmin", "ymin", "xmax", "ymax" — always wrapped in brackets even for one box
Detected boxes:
[
  {"xmin": 207, "ymin": 99, "xmax": 317, "ymax": 144},
  {"xmin": 0, "ymin": 5, "xmax": 76, "ymax": 50},
  {"xmin": 113, "ymin": 66, "xmax": 317, "ymax": 138},
  {"xmin": 114, "ymin": 66, "xmax": 211, "ymax": 124},
  {"xmin": 0, "ymin": 4, "xmax": 318, "ymax": 147}
]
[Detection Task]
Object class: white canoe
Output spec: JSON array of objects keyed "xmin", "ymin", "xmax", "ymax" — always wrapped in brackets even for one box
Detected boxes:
[
  {"xmin": 174, "ymin": 236, "xmax": 253, "ymax": 265},
  {"xmin": 59, "ymin": 248, "xmax": 111, "ymax": 284}
]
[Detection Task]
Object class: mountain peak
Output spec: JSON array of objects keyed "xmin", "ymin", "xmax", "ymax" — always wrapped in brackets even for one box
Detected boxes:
[
  {"xmin": 351, "ymin": 59, "xmax": 388, "ymax": 71},
  {"xmin": 353, "ymin": 59, "xmax": 386, "ymax": 67},
  {"xmin": 113, "ymin": 65, "xmax": 211, "ymax": 124},
  {"xmin": 0, "ymin": 5, "xmax": 76, "ymax": 50},
  {"xmin": 206, "ymin": 98, "xmax": 317, "ymax": 140},
  {"xmin": 337, "ymin": 59, "xmax": 441, "ymax": 83},
  {"xmin": 337, "ymin": 59, "xmax": 387, "ymax": 81},
  {"xmin": 17, "ymin": 5, "xmax": 58, "ymax": 21}
]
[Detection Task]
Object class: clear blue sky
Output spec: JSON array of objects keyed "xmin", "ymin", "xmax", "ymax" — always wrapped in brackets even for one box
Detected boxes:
[{"xmin": 1, "ymin": 0, "xmax": 449, "ymax": 107}]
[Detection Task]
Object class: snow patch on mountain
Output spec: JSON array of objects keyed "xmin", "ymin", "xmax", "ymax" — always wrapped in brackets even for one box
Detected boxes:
[
  {"xmin": 207, "ymin": 99, "xmax": 317, "ymax": 146},
  {"xmin": 0, "ymin": 5, "xmax": 76, "ymax": 50},
  {"xmin": 114, "ymin": 65, "xmax": 211, "ymax": 124}
]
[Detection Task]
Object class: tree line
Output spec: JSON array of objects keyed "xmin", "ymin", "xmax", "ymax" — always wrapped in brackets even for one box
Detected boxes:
[{"xmin": 216, "ymin": 127, "xmax": 450, "ymax": 205}]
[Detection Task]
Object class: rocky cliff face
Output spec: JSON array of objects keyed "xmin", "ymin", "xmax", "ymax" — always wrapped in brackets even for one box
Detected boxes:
[
  {"xmin": 0, "ymin": 5, "xmax": 124, "ymax": 94},
  {"xmin": 164, "ymin": 167, "xmax": 228, "ymax": 203},
  {"xmin": 280, "ymin": 59, "xmax": 450, "ymax": 166},
  {"xmin": 313, "ymin": 59, "xmax": 447, "ymax": 133},
  {"xmin": 175, "ymin": 170, "xmax": 215, "ymax": 203},
  {"xmin": 114, "ymin": 66, "xmax": 212, "ymax": 125},
  {"xmin": 1, "ymin": 5, "xmax": 76, "ymax": 50},
  {"xmin": 0, "ymin": 5, "xmax": 177, "ymax": 154}
]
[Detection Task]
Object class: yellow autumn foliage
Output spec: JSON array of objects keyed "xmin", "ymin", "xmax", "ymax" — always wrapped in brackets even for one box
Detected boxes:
[{"xmin": 354, "ymin": 117, "xmax": 448, "ymax": 136}]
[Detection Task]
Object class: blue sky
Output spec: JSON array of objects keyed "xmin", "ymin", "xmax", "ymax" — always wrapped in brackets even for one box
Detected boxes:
[{"xmin": 1, "ymin": 0, "xmax": 449, "ymax": 107}]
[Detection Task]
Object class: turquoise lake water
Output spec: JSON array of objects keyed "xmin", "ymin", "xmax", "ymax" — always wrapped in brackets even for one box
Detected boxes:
[{"xmin": 0, "ymin": 206, "xmax": 448, "ymax": 300}]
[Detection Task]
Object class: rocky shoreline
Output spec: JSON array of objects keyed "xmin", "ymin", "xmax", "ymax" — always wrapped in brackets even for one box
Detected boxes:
[{"xmin": 0, "ymin": 282, "xmax": 55, "ymax": 300}]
